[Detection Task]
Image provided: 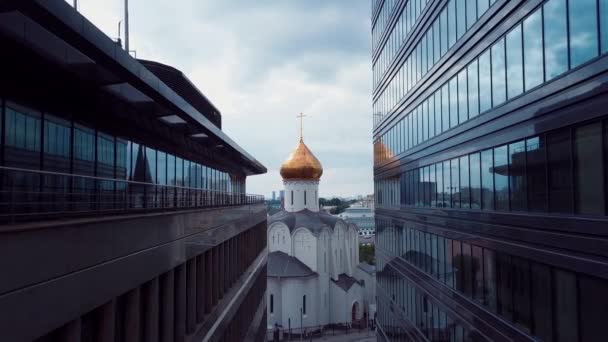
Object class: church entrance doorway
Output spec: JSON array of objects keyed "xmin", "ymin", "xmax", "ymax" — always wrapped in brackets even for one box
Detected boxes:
[{"xmin": 351, "ymin": 302, "xmax": 359, "ymax": 322}]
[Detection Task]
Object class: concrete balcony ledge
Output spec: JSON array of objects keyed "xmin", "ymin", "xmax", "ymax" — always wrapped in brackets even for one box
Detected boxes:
[{"xmin": 0, "ymin": 203, "xmax": 266, "ymax": 297}]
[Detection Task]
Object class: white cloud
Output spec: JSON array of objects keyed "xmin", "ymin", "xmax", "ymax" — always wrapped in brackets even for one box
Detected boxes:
[{"xmin": 69, "ymin": 0, "xmax": 373, "ymax": 198}]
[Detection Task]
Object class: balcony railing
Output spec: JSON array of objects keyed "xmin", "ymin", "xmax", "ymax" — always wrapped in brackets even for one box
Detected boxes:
[{"xmin": 0, "ymin": 166, "xmax": 264, "ymax": 223}]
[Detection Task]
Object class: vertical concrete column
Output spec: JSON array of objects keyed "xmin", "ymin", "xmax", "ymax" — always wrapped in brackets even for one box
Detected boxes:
[
  {"xmin": 175, "ymin": 264, "xmax": 187, "ymax": 342},
  {"xmin": 160, "ymin": 270, "xmax": 175, "ymax": 342},
  {"xmin": 143, "ymin": 277, "xmax": 160, "ymax": 342},
  {"xmin": 125, "ymin": 287, "xmax": 141, "ymax": 342},
  {"xmin": 56, "ymin": 318, "xmax": 81, "ymax": 342},
  {"xmin": 228, "ymin": 238, "xmax": 234, "ymax": 286},
  {"xmin": 96, "ymin": 299, "xmax": 116, "ymax": 342},
  {"xmin": 205, "ymin": 250, "xmax": 213, "ymax": 313},
  {"xmin": 196, "ymin": 254, "xmax": 205, "ymax": 323},
  {"xmin": 186, "ymin": 258, "xmax": 197, "ymax": 334},
  {"xmin": 219, "ymin": 242, "xmax": 225, "ymax": 297},
  {"xmin": 212, "ymin": 247, "xmax": 218, "ymax": 306}
]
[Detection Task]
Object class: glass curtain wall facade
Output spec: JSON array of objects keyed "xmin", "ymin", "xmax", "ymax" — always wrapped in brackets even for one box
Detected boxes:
[
  {"xmin": 372, "ymin": 0, "xmax": 608, "ymax": 341},
  {"xmin": 0, "ymin": 100, "xmax": 246, "ymax": 216}
]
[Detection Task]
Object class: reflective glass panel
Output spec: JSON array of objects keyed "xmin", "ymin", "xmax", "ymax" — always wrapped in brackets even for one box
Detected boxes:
[
  {"xmin": 491, "ymin": 38, "xmax": 506, "ymax": 106},
  {"xmin": 456, "ymin": 0, "xmax": 466, "ymax": 39},
  {"xmin": 457, "ymin": 69, "xmax": 468, "ymax": 124},
  {"xmin": 544, "ymin": 0, "xmax": 568, "ymax": 79},
  {"xmin": 449, "ymin": 77, "xmax": 458, "ymax": 128},
  {"xmin": 460, "ymin": 155, "xmax": 470, "ymax": 208},
  {"xmin": 481, "ymin": 149, "xmax": 494, "ymax": 210},
  {"xmin": 470, "ymin": 152, "xmax": 481, "ymax": 209},
  {"xmin": 524, "ymin": 10, "xmax": 544, "ymax": 90},
  {"xmin": 479, "ymin": 50, "xmax": 492, "ymax": 112},
  {"xmin": 506, "ymin": 25, "xmax": 524, "ymax": 99},
  {"xmin": 602, "ymin": 0, "xmax": 608, "ymax": 53},
  {"xmin": 467, "ymin": 60, "xmax": 479, "ymax": 118},
  {"xmin": 569, "ymin": 0, "xmax": 598, "ymax": 68}
]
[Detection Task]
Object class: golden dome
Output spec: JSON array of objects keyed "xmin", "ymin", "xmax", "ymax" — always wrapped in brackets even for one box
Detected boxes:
[{"xmin": 280, "ymin": 138, "xmax": 323, "ymax": 180}]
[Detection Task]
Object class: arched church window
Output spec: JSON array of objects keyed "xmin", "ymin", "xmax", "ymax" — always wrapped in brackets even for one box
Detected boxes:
[
  {"xmin": 270, "ymin": 294, "xmax": 274, "ymax": 313},
  {"xmin": 291, "ymin": 190, "xmax": 294, "ymax": 205},
  {"xmin": 272, "ymin": 234, "xmax": 276, "ymax": 244},
  {"xmin": 304, "ymin": 190, "xmax": 307, "ymax": 205},
  {"xmin": 302, "ymin": 295, "xmax": 307, "ymax": 315},
  {"xmin": 282, "ymin": 235, "xmax": 285, "ymax": 244}
]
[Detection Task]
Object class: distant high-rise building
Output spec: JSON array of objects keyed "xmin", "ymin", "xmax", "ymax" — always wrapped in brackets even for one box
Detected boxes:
[
  {"xmin": 279, "ymin": 190, "xmax": 285, "ymax": 200},
  {"xmin": 372, "ymin": 0, "xmax": 608, "ymax": 341},
  {"xmin": 272, "ymin": 191, "xmax": 276, "ymax": 201},
  {"xmin": 0, "ymin": 2, "xmax": 267, "ymax": 340}
]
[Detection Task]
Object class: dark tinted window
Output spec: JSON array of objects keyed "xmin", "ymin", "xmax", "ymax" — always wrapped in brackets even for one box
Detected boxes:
[
  {"xmin": 547, "ymin": 130, "xmax": 573, "ymax": 213},
  {"xmin": 526, "ymin": 137, "xmax": 548, "ymax": 211},
  {"xmin": 460, "ymin": 155, "xmax": 470, "ymax": 209},
  {"xmin": 574, "ymin": 123, "xmax": 605, "ymax": 215},
  {"xmin": 457, "ymin": 69, "xmax": 468, "ymax": 124},
  {"xmin": 509, "ymin": 141, "xmax": 526, "ymax": 211},
  {"xmin": 554, "ymin": 270, "xmax": 578, "ymax": 342},
  {"xmin": 494, "ymin": 145, "xmax": 509, "ymax": 210},
  {"xmin": 579, "ymin": 275, "xmax": 608, "ymax": 342}
]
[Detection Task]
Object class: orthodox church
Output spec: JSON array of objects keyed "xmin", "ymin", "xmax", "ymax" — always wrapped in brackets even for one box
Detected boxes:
[{"xmin": 267, "ymin": 125, "xmax": 374, "ymax": 330}]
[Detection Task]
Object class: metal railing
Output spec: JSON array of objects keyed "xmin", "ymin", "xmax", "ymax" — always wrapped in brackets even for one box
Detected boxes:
[
  {"xmin": 0, "ymin": 166, "xmax": 264, "ymax": 223},
  {"xmin": 267, "ymin": 320, "xmax": 376, "ymax": 341}
]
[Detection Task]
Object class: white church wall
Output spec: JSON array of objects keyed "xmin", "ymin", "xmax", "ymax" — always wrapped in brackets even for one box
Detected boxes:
[
  {"xmin": 293, "ymin": 228, "xmax": 317, "ymax": 272},
  {"xmin": 268, "ymin": 278, "xmax": 283, "ymax": 327},
  {"xmin": 268, "ymin": 223, "xmax": 291, "ymax": 254},
  {"xmin": 353, "ymin": 267, "xmax": 376, "ymax": 320},
  {"xmin": 329, "ymin": 282, "xmax": 365, "ymax": 324},
  {"xmin": 280, "ymin": 277, "xmax": 319, "ymax": 329},
  {"xmin": 283, "ymin": 180, "xmax": 319, "ymax": 212}
]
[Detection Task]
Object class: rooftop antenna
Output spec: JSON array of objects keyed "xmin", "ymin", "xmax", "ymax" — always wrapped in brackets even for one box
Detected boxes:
[
  {"xmin": 124, "ymin": 0, "xmax": 129, "ymax": 52},
  {"xmin": 116, "ymin": 20, "xmax": 122, "ymax": 47}
]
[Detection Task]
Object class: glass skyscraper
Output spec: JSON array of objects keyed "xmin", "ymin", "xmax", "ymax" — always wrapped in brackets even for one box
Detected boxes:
[{"xmin": 372, "ymin": 0, "xmax": 608, "ymax": 341}]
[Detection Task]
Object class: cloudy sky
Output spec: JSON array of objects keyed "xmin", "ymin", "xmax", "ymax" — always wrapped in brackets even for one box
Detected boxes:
[{"xmin": 70, "ymin": 0, "xmax": 373, "ymax": 198}]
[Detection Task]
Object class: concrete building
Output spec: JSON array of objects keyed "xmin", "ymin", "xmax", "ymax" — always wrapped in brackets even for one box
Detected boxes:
[
  {"xmin": 372, "ymin": 0, "xmax": 608, "ymax": 341},
  {"xmin": 0, "ymin": 1, "xmax": 267, "ymax": 341},
  {"xmin": 338, "ymin": 201, "xmax": 375, "ymax": 238}
]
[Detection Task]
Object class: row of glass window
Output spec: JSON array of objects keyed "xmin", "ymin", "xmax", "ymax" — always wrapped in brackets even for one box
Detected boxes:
[
  {"xmin": 377, "ymin": 264, "xmax": 475, "ymax": 342},
  {"xmin": 2, "ymin": 101, "xmax": 244, "ymax": 193},
  {"xmin": 373, "ymin": 0, "xmax": 500, "ymax": 126},
  {"xmin": 373, "ymin": 0, "xmax": 608, "ymax": 131},
  {"xmin": 372, "ymin": 0, "xmax": 400, "ymax": 53},
  {"xmin": 376, "ymin": 119, "xmax": 608, "ymax": 217},
  {"xmin": 372, "ymin": 0, "xmax": 433, "ymax": 88},
  {"xmin": 377, "ymin": 219, "xmax": 608, "ymax": 341}
]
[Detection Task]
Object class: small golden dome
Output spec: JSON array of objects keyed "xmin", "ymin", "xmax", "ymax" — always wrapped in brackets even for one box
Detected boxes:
[{"xmin": 280, "ymin": 138, "xmax": 323, "ymax": 180}]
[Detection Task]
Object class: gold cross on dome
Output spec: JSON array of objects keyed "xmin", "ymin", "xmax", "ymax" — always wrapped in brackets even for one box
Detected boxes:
[{"xmin": 297, "ymin": 112, "xmax": 308, "ymax": 141}]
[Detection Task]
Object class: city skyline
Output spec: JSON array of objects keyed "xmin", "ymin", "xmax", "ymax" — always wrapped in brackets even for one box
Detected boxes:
[{"xmin": 69, "ymin": 0, "xmax": 374, "ymax": 197}]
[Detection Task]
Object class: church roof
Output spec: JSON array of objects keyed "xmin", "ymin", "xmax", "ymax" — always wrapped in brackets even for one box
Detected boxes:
[
  {"xmin": 268, "ymin": 209, "xmax": 342, "ymax": 236},
  {"xmin": 332, "ymin": 273, "xmax": 362, "ymax": 292},
  {"xmin": 357, "ymin": 262, "xmax": 376, "ymax": 275},
  {"xmin": 268, "ymin": 251, "xmax": 317, "ymax": 278}
]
